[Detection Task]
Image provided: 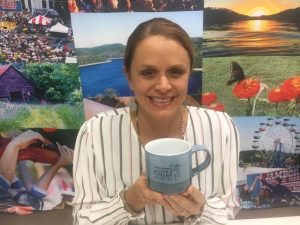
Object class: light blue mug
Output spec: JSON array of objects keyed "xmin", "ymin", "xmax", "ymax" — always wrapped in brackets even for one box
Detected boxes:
[{"xmin": 145, "ymin": 138, "xmax": 211, "ymax": 194}]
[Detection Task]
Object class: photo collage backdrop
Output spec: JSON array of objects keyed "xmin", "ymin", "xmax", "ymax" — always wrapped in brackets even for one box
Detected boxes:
[
  {"xmin": 203, "ymin": 0, "xmax": 300, "ymax": 210},
  {"xmin": 0, "ymin": 0, "xmax": 299, "ymax": 218}
]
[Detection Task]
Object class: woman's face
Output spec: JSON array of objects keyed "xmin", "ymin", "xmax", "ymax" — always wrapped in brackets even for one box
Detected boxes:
[{"xmin": 126, "ymin": 35, "xmax": 190, "ymax": 119}]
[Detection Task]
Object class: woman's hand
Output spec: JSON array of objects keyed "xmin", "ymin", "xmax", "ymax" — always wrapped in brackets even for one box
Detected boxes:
[
  {"xmin": 56, "ymin": 142, "xmax": 73, "ymax": 167},
  {"xmin": 9, "ymin": 130, "xmax": 50, "ymax": 150},
  {"xmin": 161, "ymin": 185, "xmax": 206, "ymax": 217},
  {"xmin": 125, "ymin": 174, "xmax": 164, "ymax": 212}
]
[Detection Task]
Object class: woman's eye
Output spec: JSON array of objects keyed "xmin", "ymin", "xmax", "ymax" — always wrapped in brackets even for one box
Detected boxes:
[
  {"xmin": 169, "ymin": 69, "xmax": 184, "ymax": 77},
  {"xmin": 140, "ymin": 70, "xmax": 155, "ymax": 78}
]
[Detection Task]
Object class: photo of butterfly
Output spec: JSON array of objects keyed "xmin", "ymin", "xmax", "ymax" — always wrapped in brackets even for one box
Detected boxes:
[{"xmin": 227, "ymin": 61, "xmax": 246, "ymax": 85}]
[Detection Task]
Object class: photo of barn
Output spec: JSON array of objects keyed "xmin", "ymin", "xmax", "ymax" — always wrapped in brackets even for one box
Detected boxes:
[{"xmin": 0, "ymin": 64, "xmax": 35, "ymax": 102}]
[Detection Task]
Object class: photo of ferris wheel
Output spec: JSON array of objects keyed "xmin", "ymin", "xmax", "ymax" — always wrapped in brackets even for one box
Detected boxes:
[
  {"xmin": 251, "ymin": 117, "xmax": 300, "ymax": 168},
  {"xmin": 234, "ymin": 116, "xmax": 300, "ymax": 209},
  {"xmin": 234, "ymin": 116, "xmax": 300, "ymax": 169}
]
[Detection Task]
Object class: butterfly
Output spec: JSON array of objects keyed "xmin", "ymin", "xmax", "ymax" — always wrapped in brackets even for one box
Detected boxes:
[{"xmin": 227, "ymin": 61, "xmax": 246, "ymax": 85}]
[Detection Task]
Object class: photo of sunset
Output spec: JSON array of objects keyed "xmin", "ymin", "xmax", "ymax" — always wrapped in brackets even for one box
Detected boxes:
[
  {"xmin": 205, "ymin": 0, "xmax": 299, "ymax": 16},
  {"xmin": 203, "ymin": 0, "xmax": 300, "ymax": 56}
]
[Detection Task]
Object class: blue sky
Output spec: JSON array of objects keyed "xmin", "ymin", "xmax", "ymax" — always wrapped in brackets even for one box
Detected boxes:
[
  {"xmin": 233, "ymin": 116, "xmax": 300, "ymax": 151},
  {"xmin": 71, "ymin": 11, "xmax": 203, "ymax": 48}
]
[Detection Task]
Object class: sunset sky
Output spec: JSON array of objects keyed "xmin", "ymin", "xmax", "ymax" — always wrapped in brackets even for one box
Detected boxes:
[{"xmin": 205, "ymin": 0, "xmax": 300, "ymax": 16}]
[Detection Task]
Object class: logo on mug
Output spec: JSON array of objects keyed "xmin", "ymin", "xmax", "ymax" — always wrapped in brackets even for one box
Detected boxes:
[{"xmin": 153, "ymin": 164, "xmax": 181, "ymax": 182}]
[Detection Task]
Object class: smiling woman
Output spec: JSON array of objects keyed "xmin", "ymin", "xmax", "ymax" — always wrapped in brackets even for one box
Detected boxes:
[{"xmin": 72, "ymin": 17, "xmax": 240, "ymax": 225}]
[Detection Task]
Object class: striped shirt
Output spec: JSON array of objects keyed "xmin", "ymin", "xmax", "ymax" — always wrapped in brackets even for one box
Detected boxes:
[{"xmin": 72, "ymin": 106, "xmax": 240, "ymax": 225}]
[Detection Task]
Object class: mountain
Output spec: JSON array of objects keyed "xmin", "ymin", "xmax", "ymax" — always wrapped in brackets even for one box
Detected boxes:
[
  {"xmin": 258, "ymin": 7, "xmax": 300, "ymax": 22},
  {"xmin": 75, "ymin": 43, "xmax": 125, "ymax": 65},
  {"xmin": 204, "ymin": 7, "xmax": 300, "ymax": 27},
  {"xmin": 76, "ymin": 43, "xmax": 125, "ymax": 58},
  {"xmin": 204, "ymin": 7, "xmax": 250, "ymax": 27}
]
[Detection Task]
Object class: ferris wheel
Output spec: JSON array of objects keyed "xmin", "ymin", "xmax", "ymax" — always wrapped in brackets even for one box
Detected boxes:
[{"xmin": 251, "ymin": 117, "xmax": 300, "ymax": 168}]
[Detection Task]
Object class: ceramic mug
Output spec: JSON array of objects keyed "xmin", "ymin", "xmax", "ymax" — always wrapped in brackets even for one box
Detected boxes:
[{"xmin": 145, "ymin": 138, "xmax": 211, "ymax": 194}]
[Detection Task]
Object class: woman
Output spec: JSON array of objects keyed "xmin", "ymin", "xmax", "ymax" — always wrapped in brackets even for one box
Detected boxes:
[
  {"xmin": 72, "ymin": 18, "xmax": 240, "ymax": 224},
  {"xmin": 239, "ymin": 176, "xmax": 258, "ymax": 209},
  {"xmin": 0, "ymin": 130, "xmax": 73, "ymax": 212}
]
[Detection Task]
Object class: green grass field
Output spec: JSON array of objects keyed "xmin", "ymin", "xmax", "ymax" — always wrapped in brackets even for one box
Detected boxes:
[
  {"xmin": 0, "ymin": 104, "xmax": 84, "ymax": 132},
  {"xmin": 202, "ymin": 56, "xmax": 300, "ymax": 117}
]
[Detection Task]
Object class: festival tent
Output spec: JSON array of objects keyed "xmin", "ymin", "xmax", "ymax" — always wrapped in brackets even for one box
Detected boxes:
[
  {"xmin": 49, "ymin": 23, "xmax": 69, "ymax": 34},
  {"xmin": 28, "ymin": 15, "xmax": 52, "ymax": 25}
]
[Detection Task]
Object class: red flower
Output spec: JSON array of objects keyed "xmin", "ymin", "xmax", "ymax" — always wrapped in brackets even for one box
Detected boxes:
[
  {"xmin": 42, "ymin": 128, "xmax": 57, "ymax": 133},
  {"xmin": 207, "ymin": 103, "xmax": 225, "ymax": 111},
  {"xmin": 233, "ymin": 78, "xmax": 260, "ymax": 99},
  {"xmin": 201, "ymin": 92, "xmax": 217, "ymax": 106},
  {"xmin": 281, "ymin": 76, "xmax": 300, "ymax": 100},
  {"xmin": 268, "ymin": 87, "xmax": 286, "ymax": 103}
]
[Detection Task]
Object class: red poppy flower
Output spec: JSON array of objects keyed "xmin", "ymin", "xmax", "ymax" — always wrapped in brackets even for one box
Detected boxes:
[
  {"xmin": 201, "ymin": 92, "xmax": 217, "ymax": 106},
  {"xmin": 281, "ymin": 76, "xmax": 300, "ymax": 100},
  {"xmin": 42, "ymin": 128, "xmax": 57, "ymax": 133},
  {"xmin": 207, "ymin": 103, "xmax": 225, "ymax": 112},
  {"xmin": 268, "ymin": 87, "xmax": 287, "ymax": 103},
  {"xmin": 233, "ymin": 78, "xmax": 260, "ymax": 99}
]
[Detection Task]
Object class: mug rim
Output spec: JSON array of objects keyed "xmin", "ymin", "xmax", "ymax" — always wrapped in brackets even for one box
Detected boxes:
[{"xmin": 144, "ymin": 138, "xmax": 191, "ymax": 156}]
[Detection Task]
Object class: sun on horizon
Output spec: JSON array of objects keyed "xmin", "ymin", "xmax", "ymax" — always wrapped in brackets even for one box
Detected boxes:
[{"xmin": 248, "ymin": 7, "xmax": 271, "ymax": 17}]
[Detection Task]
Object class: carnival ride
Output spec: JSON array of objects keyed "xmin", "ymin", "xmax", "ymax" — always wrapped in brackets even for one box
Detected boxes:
[{"xmin": 251, "ymin": 117, "xmax": 300, "ymax": 168}]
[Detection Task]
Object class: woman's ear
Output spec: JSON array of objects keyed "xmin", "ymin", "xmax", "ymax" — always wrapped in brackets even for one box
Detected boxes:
[{"xmin": 124, "ymin": 67, "xmax": 133, "ymax": 90}]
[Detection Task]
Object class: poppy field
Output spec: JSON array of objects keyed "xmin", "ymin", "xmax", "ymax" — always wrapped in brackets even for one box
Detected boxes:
[{"xmin": 202, "ymin": 56, "xmax": 300, "ymax": 117}]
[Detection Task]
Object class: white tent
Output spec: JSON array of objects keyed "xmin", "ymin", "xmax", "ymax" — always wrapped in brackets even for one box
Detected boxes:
[
  {"xmin": 49, "ymin": 23, "xmax": 69, "ymax": 34},
  {"xmin": 65, "ymin": 57, "xmax": 77, "ymax": 64}
]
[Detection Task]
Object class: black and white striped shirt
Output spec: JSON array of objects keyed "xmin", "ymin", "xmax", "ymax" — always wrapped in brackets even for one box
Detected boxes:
[{"xmin": 72, "ymin": 106, "xmax": 240, "ymax": 225}]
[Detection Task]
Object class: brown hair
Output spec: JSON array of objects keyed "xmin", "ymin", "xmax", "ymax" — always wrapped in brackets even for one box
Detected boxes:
[{"xmin": 124, "ymin": 17, "xmax": 194, "ymax": 72}]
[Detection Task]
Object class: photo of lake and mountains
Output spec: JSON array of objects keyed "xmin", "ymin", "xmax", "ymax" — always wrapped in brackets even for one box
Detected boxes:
[{"xmin": 71, "ymin": 11, "xmax": 203, "ymax": 118}]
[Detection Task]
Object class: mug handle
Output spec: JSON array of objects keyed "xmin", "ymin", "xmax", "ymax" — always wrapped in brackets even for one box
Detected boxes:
[{"xmin": 191, "ymin": 145, "xmax": 211, "ymax": 176}]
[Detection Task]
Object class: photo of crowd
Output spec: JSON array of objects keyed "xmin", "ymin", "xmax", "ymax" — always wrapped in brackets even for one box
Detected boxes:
[
  {"xmin": 68, "ymin": 0, "xmax": 204, "ymax": 13},
  {"xmin": 0, "ymin": 9, "xmax": 76, "ymax": 64}
]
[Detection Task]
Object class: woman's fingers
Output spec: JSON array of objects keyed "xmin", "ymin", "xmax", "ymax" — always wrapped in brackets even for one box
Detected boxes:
[
  {"xmin": 12, "ymin": 130, "xmax": 51, "ymax": 150},
  {"xmin": 163, "ymin": 195, "xmax": 191, "ymax": 216},
  {"xmin": 56, "ymin": 142, "xmax": 73, "ymax": 165},
  {"xmin": 163, "ymin": 186, "xmax": 206, "ymax": 216},
  {"xmin": 182, "ymin": 186, "xmax": 205, "ymax": 205}
]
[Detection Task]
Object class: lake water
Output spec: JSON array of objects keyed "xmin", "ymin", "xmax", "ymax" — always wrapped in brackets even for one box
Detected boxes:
[
  {"xmin": 203, "ymin": 20, "xmax": 300, "ymax": 56},
  {"xmin": 79, "ymin": 58, "xmax": 131, "ymax": 97},
  {"xmin": 79, "ymin": 58, "xmax": 202, "ymax": 98}
]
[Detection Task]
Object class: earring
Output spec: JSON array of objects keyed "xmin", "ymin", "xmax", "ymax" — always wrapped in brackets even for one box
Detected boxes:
[{"xmin": 127, "ymin": 97, "xmax": 137, "ymax": 111}]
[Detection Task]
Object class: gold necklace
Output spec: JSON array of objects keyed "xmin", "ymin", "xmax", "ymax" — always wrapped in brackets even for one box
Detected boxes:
[{"xmin": 135, "ymin": 107, "xmax": 186, "ymax": 147}]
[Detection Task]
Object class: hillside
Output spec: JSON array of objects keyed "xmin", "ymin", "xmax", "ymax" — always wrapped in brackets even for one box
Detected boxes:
[
  {"xmin": 75, "ymin": 38, "xmax": 202, "ymax": 67},
  {"xmin": 76, "ymin": 43, "xmax": 125, "ymax": 65},
  {"xmin": 204, "ymin": 7, "xmax": 250, "ymax": 27},
  {"xmin": 260, "ymin": 7, "xmax": 300, "ymax": 22}
]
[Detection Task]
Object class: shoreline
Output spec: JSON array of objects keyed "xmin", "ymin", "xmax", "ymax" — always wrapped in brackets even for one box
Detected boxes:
[
  {"xmin": 79, "ymin": 60, "xmax": 111, "ymax": 67},
  {"xmin": 79, "ymin": 57, "xmax": 124, "ymax": 67}
]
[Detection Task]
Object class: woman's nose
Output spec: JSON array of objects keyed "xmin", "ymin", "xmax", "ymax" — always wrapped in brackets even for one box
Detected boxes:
[{"xmin": 155, "ymin": 75, "xmax": 171, "ymax": 91}]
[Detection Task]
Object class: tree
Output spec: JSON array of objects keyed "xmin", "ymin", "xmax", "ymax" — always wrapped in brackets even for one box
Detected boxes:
[{"xmin": 23, "ymin": 63, "xmax": 81, "ymax": 104}]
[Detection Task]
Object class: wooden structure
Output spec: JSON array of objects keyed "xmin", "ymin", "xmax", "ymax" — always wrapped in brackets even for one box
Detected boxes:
[{"xmin": 0, "ymin": 64, "xmax": 35, "ymax": 102}]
